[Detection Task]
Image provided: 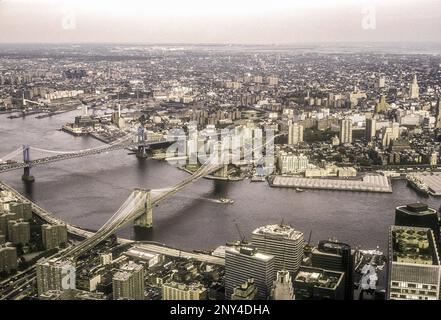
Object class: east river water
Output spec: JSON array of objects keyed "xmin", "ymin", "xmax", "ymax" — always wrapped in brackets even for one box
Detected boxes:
[{"xmin": 0, "ymin": 111, "xmax": 439, "ymax": 252}]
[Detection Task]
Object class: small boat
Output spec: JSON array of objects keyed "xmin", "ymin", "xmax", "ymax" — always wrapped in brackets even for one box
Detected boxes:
[
  {"xmin": 295, "ymin": 188, "xmax": 304, "ymax": 193},
  {"xmin": 217, "ymin": 198, "xmax": 234, "ymax": 204}
]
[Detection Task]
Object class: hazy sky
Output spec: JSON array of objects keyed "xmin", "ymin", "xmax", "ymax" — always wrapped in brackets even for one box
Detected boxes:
[{"xmin": 0, "ymin": 0, "xmax": 440, "ymax": 44}]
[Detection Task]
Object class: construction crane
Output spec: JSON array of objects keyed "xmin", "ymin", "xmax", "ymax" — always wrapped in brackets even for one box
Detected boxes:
[{"xmin": 235, "ymin": 223, "xmax": 247, "ymax": 245}]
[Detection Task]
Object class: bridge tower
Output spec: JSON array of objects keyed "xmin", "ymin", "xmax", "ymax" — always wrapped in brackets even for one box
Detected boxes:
[
  {"xmin": 136, "ymin": 126, "xmax": 148, "ymax": 158},
  {"xmin": 213, "ymin": 164, "xmax": 229, "ymax": 178},
  {"xmin": 133, "ymin": 188, "xmax": 153, "ymax": 228},
  {"xmin": 21, "ymin": 145, "xmax": 35, "ymax": 182}
]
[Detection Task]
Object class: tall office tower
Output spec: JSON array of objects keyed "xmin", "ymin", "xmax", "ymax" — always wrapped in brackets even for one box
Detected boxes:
[
  {"xmin": 409, "ymin": 74, "xmax": 420, "ymax": 99},
  {"xmin": 365, "ymin": 118, "xmax": 377, "ymax": 141},
  {"xmin": 339, "ymin": 118, "xmax": 353, "ymax": 145},
  {"xmin": 7, "ymin": 219, "xmax": 30, "ymax": 245},
  {"xmin": 41, "ymin": 224, "xmax": 68, "ymax": 250},
  {"xmin": 387, "ymin": 226, "xmax": 440, "ymax": 300},
  {"xmin": 375, "ymin": 95, "xmax": 389, "ymax": 114},
  {"xmin": 435, "ymin": 97, "xmax": 441, "ymax": 129},
  {"xmin": 162, "ymin": 282, "xmax": 207, "ymax": 300},
  {"xmin": 36, "ymin": 258, "xmax": 75, "ymax": 296},
  {"xmin": 293, "ymin": 266, "xmax": 345, "ymax": 300},
  {"xmin": 251, "ymin": 224, "xmax": 304, "ymax": 275},
  {"xmin": 225, "ymin": 246, "xmax": 275, "ymax": 300},
  {"xmin": 271, "ymin": 270, "xmax": 295, "ymax": 300},
  {"xmin": 231, "ymin": 278, "xmax": 258, "ymax": 300},
  {"xmin": 0, "ymin": 245, "xmax": 18, "ymax": 273},
  {"xmin": 395, "ymin": 203, "xmax": 440, "ymax": 247},
  {"xmin": 311, "ymin": 241, "xmax": 354, "ymax": 300},
  {"xmin": 112, "ymin": 262, "xmax": 145, "ymax": 300},
  {"xmin": 288, "ymin": 121, "xmax": 304, "ymax": 145}
]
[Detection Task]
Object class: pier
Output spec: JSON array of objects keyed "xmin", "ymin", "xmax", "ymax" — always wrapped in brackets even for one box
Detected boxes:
[{"xmin": 270, "ymin": 175, "xmax": 392, "ymax": 193}]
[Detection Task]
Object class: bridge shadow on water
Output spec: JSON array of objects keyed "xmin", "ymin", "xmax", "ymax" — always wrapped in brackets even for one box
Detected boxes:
[
  {"xmin": 22, "ymin": 180, "xmax": 34, "ymax": 200},
  {"xmin": 133, "ymin": 226, "xmax": 154, "ymax": 241}
]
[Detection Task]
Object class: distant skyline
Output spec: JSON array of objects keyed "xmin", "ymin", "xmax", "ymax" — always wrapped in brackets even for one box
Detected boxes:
[{"xmin": 0, "ymin": 0, "xmax": 440, "ymax": 44}]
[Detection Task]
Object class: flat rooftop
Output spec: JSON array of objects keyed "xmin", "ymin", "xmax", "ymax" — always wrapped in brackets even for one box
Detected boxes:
[
  {"xmin": 397, "ymin": 203, "xmax": 437, "ymax": 216},
  {"xmin": 295, "ymin": 267, "xmax": 343, "ymax": 290},
  {"xmin": 391, "ymin": 226, "xmax": 439, "ymax": 266},
  {"xmin": 272, "ymin": 175, "xmax": 392, "ymax": 193},
  {"xmin": 252, "ymin": 224, "xmax": 303, "ymax": 240},
  {"xmin": 225, "ymin": 246, "xmax": 274, "ymax": 262}
]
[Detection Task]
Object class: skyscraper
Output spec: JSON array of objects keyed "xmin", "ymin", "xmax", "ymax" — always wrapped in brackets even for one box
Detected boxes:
[
  {"xmin": 409, "ymin": 74, "xmax": 420, "ymax": 99},
  {"xmin": 288, "ymin": 121, "xmax": 304, "ymax": 145},
  {"xmin": 311, "ymin": 241, "xmax": 354, "ymax": 300},
  {"xmin": 251, "ymin": 224, "xmax": 304, "ymax": 275},
  {"xmin": 225, "ymin": 246, "xmax": 275, "ymax": 300},
  {"xmin": 387, "ymin": 226, "xmax": 440, "ymax": 300},
  {"xmin": 339, "ymin": 118, "xmax": 353, "ymax": 145},
  {"xmin": 365, "ymin": 118, "xmax": 376, "ymax": 141},
  {"xmin": 112, "ymin": 262, "xmax": 145, "ymax": 300}
]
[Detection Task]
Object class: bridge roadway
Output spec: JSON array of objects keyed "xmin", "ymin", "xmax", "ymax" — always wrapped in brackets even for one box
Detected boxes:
[
  {"xmin": 0, "ymin": 138, "xmax": 169, "ymax": 174},
  {"xmin": 0, "ymin": 179, "xmax": 225, "ymax": 266}
]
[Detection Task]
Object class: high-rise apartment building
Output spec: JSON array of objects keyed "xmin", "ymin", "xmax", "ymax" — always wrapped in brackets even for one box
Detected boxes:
[
  {"xmin": 7, "ymin": 219, "xmax": 30, "ymax": 245},
  {"xmin": 36, "ymin": 258, "xmax": 76, "ymax": 296},
  {"xmin": 41, "ymin": 224, "xmax": 68, "ymax": 250},
  {"xmin": 112, "ymin": 262, "xmax": 145, "ymax": 300},
  {"xmin": 339, "ymin": 118, "xmax": 352, "ymax": 145},
  {"xmin": 288, "ymin": 121, "xmax": 304, "ymax": 145},
  {"xmin": 0, "ymin": 245, "xmax": 17, "ymax": 273}
]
